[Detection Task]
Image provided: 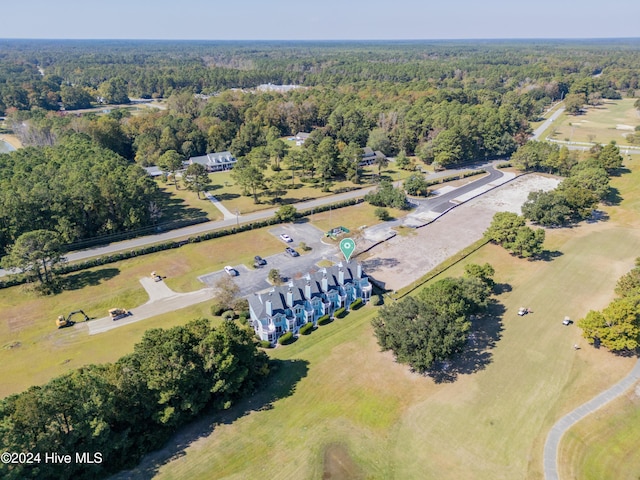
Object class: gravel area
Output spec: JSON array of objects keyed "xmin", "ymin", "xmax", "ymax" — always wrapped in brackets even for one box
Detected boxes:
[{"xmin": 361, "ymin": 174, "xmax": 560, "ymax": 292}]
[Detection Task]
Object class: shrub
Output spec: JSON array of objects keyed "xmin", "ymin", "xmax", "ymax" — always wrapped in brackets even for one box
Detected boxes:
[
  {"xmin": 222, "ymin": 310, "xmax": 236, "ymax": 320},
  {"xmin": 317, "ymin": 314, "xmax": 331, "ymax": 325},
  {"xmin": 278, "ymin": 332, "xmax": 294, "ymax": 345},
  {"xmin": 259, "ymin": 340, "xmax": 272, "ymax": 348},
  {"xmin": 274, "ymin": 205, "xmax": 298, "ymax": 223},
  {"xmin": 334, "ymin": 307, "xmax": 347, "ymax": 318},
  {"xmin": 232, "ymin": 298, "xmax": 249, "ymax": 312},
  {"xmin": 350, "ymin": 298, "xmax": 363, "ymax": 310},
  {"xmin": 211, "ymin": 303, "xmax": 226, "ymax": 316},
  {"xmin": 374, "ymin": 207, "xmax": 390, "ymax": 221},
  {"xmin": 299, "ymin": 241, "xmax": 311, "ymax": 251},
  {"xmin": 299, "ymin": 322, "xmax": 314, "ymax": 335}
]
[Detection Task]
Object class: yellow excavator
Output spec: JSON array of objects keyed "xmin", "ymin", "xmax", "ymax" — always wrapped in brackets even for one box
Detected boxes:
[
  {"xmin": 56, "ymin": 310, "xmax": 90, "ymax": 329},
  {"xmin": 109, "ymin": 308, "xmax": 131, "ymax": 321}
]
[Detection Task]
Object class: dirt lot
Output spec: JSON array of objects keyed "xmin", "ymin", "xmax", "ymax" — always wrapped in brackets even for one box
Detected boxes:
[{"xmin": 362, "ymin": 174, "xmax": 560, "ymax": 291}]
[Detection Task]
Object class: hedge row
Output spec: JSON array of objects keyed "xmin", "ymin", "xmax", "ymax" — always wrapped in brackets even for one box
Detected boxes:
[
  {"xmin": 334, "ymin": 307, "xmax": 347, "ymax": 318},
  {"xmin": 317, "ymin": 314, "xmax": 331, "ymax": 325},
  {"xmin": 299, "ymin": 322, "xmax": 314, "ymax": 335},
  {"xmin": 278, "ymin": 332, "xmax": 294, "ymax": 345},
  {"xmin": 0, "ymin": 198, "xmax": 363, "ymax": 291},
  {"xmin": 350, "ymin": 298, "xmax": 363, "ymax": 310}
]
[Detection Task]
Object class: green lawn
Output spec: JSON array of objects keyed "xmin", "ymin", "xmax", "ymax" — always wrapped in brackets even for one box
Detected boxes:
[
  {"xmin": 146, "ymin": 219, "xmax": 639, "ymax": 480},
  {"xmin": 559, "ymin": 390, "xmax": 640, "ymax": 480},
  {"xmin": 549, "ymin": 98, "xmax": 640, "ymax": 145},
  {"xmin": 156, "ymin": 180, "xmax": 223, "ymax": 222}
]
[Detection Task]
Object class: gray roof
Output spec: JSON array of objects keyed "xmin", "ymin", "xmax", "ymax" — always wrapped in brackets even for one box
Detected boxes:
[
  {"xmin": 189, "ymin": 151, "xmax": 236, "ymax": 167},
  {"xmin": 249, "ymin": 261, "xmax": 363, "ymax": 318}
]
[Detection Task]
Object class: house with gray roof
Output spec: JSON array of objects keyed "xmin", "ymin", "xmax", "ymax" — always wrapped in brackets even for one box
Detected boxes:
[
  {"xmin": 248, "ymin": 261, "xmax": 372, "ymax": 344},
  {"xmin": 295, "ymin": 132, "xmax": 310, "ymax": 146},
  {"xmin": 187, "ymin": 151, "xmax": 237, "ymax": 172},
  {"xmin": 359, "ymin": 146, "xmax": 385, "ymax": 166}
]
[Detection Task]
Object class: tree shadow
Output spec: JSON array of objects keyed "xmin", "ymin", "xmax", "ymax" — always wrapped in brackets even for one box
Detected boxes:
[
  {"xmin": 537, "ymin": 250, "xmax": 564, "ymax": 262},
  {"xmin": 215, "ymin": 192, "xmax": 240, "ymax": 201},
  {"xmin": 585, "ymin": 210, "xmax": 610, "ymax": 223},
  {"xmin": 112, "ymin": 358, "xmax": 309, "ymax": 480},
  {"xmin": 609, "ymin": 167, "xmax": 631, "ymax": 177},
  {"xmin": 492, "ymin": 283, "xmax": 512, "ymax": 295},
  {"xmin": 61, "ymin": 268, "xmax": 120, "ymax": 291},
  {"xmin": 602, "ymin": 187, "xmax": 622, "ymax": 206},
  {"xmin": 427, "ymin": 301, "xmax": 505, "ymax": 383}
]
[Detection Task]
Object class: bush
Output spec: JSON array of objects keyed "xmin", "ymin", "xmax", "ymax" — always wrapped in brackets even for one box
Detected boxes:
[
  {"xmin": 299, "ymin": 322, "xmax": 314, "ymax": 335},
  {"xmin": 259, "ymin": 340, "xmax": 272, "ymax": 348},
  {"xmin": 211, "ymin": 303, "xmax": 226, "ymax": 316},
  {"xmin": 222, "ymin": 310, "xmax": 236, "ymax": 320},
  {"xmin": 278, "ymin": 332, "xmax": 294, "ymax": 345},
  {"xmin": 317, "ymin": 314, "xmax": 331, "ymax": 325},
  {"xmin": 334, "ymin": 307, "xmax": 347, "ymax": 318},
  {"xmin": 299, "ymin": 241, "xmax": 311, "ymax": 251},
  {"xmin": 374, "ymin": 207, "xmax": 390, "ymax": 221},
  {"xmin": 350, "ymin": 298, "xmax": 363, "ymax": 310},
  {"xmin": 274, "ymin": 205, "xmax": 298, "ymax": 223}
]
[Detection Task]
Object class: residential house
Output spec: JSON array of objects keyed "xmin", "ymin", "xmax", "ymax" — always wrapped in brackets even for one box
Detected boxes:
[
  {"xmin": 187, "ymin": 151, "xmax": 237, "ymax": 172},
  {"xmin": 248, "ymin": 261, "xmax": 372, "ymax": 344},
  {"xmin": 295, "ymin": 132, "xmax": 310, "ymax": 146},
  {"xmin": 359, "ymin": 146, "xmax": 385, "ymax": 166}
]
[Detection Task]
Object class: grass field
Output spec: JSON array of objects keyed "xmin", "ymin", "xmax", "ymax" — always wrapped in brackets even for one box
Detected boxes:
[
  {"xmin": 549, "ymin": 98, "xmax": 640, "ymax": 145},
  {"xmin": 156, "ymin": 180, "xmax": 223, "ymax": 222},
  {"xmin": 137, "ymin": 218, "xmax": 639, "ymax": 480},
  {"xmin": 559, "ymin": 390, "xmax": 640, "ymax": 480}
]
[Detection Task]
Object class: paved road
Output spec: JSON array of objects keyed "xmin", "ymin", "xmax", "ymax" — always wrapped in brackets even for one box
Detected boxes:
[
  {"xmin": 532, "ymin": 106, "xmax": 565, "ymax": 141},
  {"xmin": 543, "ymin": 358, "xmax": 640, "ymax": 480}
]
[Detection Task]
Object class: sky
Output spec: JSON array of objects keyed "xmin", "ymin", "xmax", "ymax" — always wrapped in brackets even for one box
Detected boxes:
[{"xmin": 2, "ymin": 0, "xmax": 640, "ymax": 40}]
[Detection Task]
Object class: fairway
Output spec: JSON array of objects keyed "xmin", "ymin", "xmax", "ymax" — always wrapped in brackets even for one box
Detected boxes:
[{"xmin": 550, "ymin": 98, "xmax": 640, "ymax": 146}]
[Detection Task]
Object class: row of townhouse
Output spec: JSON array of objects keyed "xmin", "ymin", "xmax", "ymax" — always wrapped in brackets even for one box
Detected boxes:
[{"xmin": 248, "ymin": 261, "xmax": 372, "ymax": 344}]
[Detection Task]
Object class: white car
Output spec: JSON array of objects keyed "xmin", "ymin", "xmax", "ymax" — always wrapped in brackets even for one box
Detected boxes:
[
  {"xmin": 224, "ymin": 266, "xmax": 238, "ymax": 276},
  {"xmin": 279, "ymin": 234, "xmax": 293, "ymax": 243}
]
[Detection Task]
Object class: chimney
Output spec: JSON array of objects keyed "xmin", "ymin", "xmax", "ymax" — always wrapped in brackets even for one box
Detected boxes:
[
  {"xmin": 287, "ymin": 289, "xmax": 294, "ymax": 308},
  {"xmin": 357, "ymin": 263, "xmax": 362, "ymax": 279},
  {"xmin": 305, "ymin": 282, "xmax": 311, "ymax": 299},
  {"xmin": 321, "ymin": 273, "xmax": 328, "ymax": 292},
  {"xmin": 338, "ymin": 269, "xmax": 345, "ymax": 285},
  {"xmin": 266, "ymin": 293, "xmax": 273, "ymax": 316}
]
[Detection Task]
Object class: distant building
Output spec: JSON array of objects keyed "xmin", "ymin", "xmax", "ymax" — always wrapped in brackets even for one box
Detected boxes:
[
  {"xmin": 256, "ymin": 83, "xmax": 303, "ymax": 93},
  {"xmin": 295, "ymin": 132, "xmax": 310, "ymax": 146},
  {"xmin": 187, "ymin": 151, "xmax": 237, "ymax": 172},
  {"xmin": 359, "ymin": 146, "xmax": 385, "ymax": 166},
  {"xmin": 248, "ymin": 261, "xmax": 372, "ymax": 344}
]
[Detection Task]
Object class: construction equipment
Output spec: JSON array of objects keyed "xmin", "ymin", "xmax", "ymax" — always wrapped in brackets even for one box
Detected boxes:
[
  {"xmin": 56, "ymin": 310, "xmax": 90, "ymax": 329},
  {"xmin": 151, "ymin": 271, "xmax": 162, "ymax": 282},
  {"xmin": 109, "ymin": 308, "xmax": 131, "ymax": 321}
]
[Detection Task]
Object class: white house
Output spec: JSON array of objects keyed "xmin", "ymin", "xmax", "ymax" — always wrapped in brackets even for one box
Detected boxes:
[
  {"xmin": 295, "ymin": 132, "xmax": 310, "ymax": 146},
  {"xmin": 187, "ymin": 151, "xmax": 237, "ymax": 172},
  {"xmin": 248, "ymin": 261, "xmax": 372, "ymax": 344}
]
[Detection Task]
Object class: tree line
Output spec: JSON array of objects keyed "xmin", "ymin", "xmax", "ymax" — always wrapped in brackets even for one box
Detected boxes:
[{"xmin": 0, "ymin": 319, "xmax": 270, "ymax": 479}]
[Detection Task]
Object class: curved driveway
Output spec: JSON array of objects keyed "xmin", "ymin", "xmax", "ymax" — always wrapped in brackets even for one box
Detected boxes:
[{"xmin": 543, "ymin": 358, "xmax": 640, "ymax": 479}]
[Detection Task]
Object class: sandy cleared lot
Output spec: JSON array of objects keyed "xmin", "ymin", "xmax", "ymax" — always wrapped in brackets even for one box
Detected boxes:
[{"xmin": 362, "ymin": 174, "xmax": 560, "ymax": 291}]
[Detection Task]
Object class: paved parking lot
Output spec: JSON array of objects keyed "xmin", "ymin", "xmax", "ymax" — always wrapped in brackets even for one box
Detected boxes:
[{"xmin": 198, "ymin": 222, "xmax": 339, "ymax": 295}]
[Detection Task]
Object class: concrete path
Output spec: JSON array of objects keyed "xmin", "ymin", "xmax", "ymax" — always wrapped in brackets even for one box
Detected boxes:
[
  {"xmin": 543, "ymin": 358, "xmax": 640, "ymax": 480},
  {"xmin": 532, "ymin": 106, "xmax": 565, "ymax": 141},
  {"xmin": 204, "ymin": 191, "xmax": 236, "ymax": 220}
]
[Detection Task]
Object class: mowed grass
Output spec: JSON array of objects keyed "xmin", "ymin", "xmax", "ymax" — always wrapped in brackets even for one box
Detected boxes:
[
  {"xmin": 156, "ymin": 180, "xmax": 223, "ymax": 222},
  {"xmin": 149, "ymin": 219, "xmax": 640, "ymax": 480},
  {"xmin": 550, "ymin": 98, "xmax": 640, "ymax": 145},
  {"xmin": 559, "ymin": 387, "xmax": 640, "ymax": 480}
]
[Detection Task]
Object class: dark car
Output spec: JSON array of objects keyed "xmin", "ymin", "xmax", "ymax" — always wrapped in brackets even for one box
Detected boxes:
[
  {"xmin": 254, "ymin": 255, "xmax": 267, "ymax": 266},
  {"xmin": 285, "ymin": 247, "xmax": 299, "ymax": 257}
]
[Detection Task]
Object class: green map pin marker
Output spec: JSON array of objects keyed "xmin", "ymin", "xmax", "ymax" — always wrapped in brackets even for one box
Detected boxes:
[{"xmin": 339, "ymin": 238, "xmax": 356, "ymax": 262}]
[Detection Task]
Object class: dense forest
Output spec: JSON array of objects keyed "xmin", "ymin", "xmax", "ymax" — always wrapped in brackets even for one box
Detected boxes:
[{"xmin": 1, "ymin": 39, "xmax": 639, "ymax": 257}]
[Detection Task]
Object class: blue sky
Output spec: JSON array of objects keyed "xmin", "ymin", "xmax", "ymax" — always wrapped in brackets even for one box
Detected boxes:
[{"xmin": 3, "ymin": 0, "xmax": 639, "ymax": 40}]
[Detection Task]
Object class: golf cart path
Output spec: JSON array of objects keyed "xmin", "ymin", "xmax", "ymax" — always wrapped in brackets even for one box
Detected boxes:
[{"xmin": 543, "ymin": 357, "xmax": 640, "ymax": 480}]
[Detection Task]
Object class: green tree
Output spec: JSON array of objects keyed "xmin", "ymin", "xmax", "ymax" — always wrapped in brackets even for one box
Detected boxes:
[
  {"xmin": 484, "ymin": 212, "xmax": 525, "ymax": 246},
  {"xmin": 374, "ymin": 154, "xmax": 389, "ymax": 176},
  {"xmin": 183, "ymin": 163, "xmax": 211, "ymax": 199},
  {"xmin": 615, "ymin": 262, "xmax": 640, "ymax": 298},
  {"xmin": 365, "ymin": 180, "xmax": 408, "ymax": 209},
  {"xmin": 367, "ymin": 127, "xmax": 392, "ymax": 155},
  {"xmin": 374, "ymin": 207, "xmax": 390, "ymax": 221},
  {"xmin": 404, "ymin": 173, "xmax": 429, "ymax": 196},
  {"xmin": 268, "ymin": 268, "xmax": 282, "ymax": 285},
  {"xmin": 59, "ymin": 85, "xmax": 93, "ymax": 110},
  {"xmin": 274, "ymin": 205, "xmax": 298, "ymax": 223},
  {"xmin": 2, "ymin": 230, "xmax": 65, "ymax": 285},
  {"xmin": 510, "ymin": 226, "xmax": 545, "ymax": 258},
  {"xmin": 564, "ymin": 93, "xmax": 586, "ymax": 115},
  {"xmin": 231, "ymin": 157, "xmax": 265, "ymax": 203},
  {"xmin": 395, "ymin": 149, "xmax": 411, "ymax": 170},
  {"xmin": 98, "ymin": 77, "xmax": 130, "ymax": 104},
  {"xmin": 597, "ymin": 141, "xmax": 623, "ymax": 172},
  {"xmin": 578, "ymin": 296, "xmax": 640, "ymax": 351},
  {"xmin": 157, "ymin": 150, "xmax": 184, "ymax": 190}
]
